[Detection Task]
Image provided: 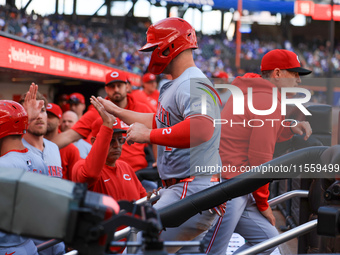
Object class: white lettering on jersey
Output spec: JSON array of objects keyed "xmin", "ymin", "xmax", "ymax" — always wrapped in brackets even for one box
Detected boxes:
[
  {"xmin": 162, "ymin": 128, "xmax": 172, "ymax": 135},
  {"xmin": 123, "ymin": 174, "xmax": 131, "ymax": 181}
]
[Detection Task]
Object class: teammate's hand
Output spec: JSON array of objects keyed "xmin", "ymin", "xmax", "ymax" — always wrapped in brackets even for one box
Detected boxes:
[
  {"xmin": 147, "ymin": 187, "xmax": 162, "ymax": 205},
  {"xmin": 126, "ymin": 122, "xmax": 151, "ymax": 145},
  {"xmin": 90, "ymin": 96, "xmax": 116, "ymax": 128},
  {"xmin": 23, "ymin": 83, "xmax": 44, "ymax": 123},
  {"xmin": 147, "ymin": 187, "xmax": 162, "ymax": 200},
  {"xmin": 291, "ymin": 121, "xmax": 312, "ymax": 141},
  {"xmin": 260, "ymin": 206, "xmax": 276, "ymax": 226},
  {"xmin": 96, "ymin": 96, "xmax": 121, "ymax": 115}
]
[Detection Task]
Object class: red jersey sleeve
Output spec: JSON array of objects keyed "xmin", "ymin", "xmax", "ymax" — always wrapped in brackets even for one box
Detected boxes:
[
  {"xmin": 252, "ymin": 184, "xmax": 270, "ymax": 211},
  {"xmin": 60, "ymin": 143, "xmax": 80, "ymax": 181},
  {"xmin": 277, "ymin": 120, "xmax": 294, "ymax": 143},
  {"xmin": 72, "ymin": 125, "xmax": 113, "ymax": 186}
]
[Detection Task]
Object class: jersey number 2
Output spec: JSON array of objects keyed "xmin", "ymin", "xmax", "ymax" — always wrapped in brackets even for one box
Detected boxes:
[{"xmin": 162, "ymin": 128, "xmax": 172, "ymax": 135}]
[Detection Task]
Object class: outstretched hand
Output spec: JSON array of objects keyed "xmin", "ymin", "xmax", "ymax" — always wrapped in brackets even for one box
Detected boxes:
[
  {"xmin": 96, "ymin": 96, "xmax": 121, "ymax": 116},
  {"xmin": 90, "ymin": 96, "xmax": 116, "ymax": 128},
  {"xmin": 23, "ymin": 83, "xmax": 44, "ymax": 123}
]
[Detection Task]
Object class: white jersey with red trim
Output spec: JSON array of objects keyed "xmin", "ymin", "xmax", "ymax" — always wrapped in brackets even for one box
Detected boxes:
[{"xmin": 155, "ymin": 66, "xmax": 221, "ymax": 179}]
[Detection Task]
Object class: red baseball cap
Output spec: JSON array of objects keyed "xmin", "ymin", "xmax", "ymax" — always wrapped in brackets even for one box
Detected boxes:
[
  {"xmin": 142, "ymin": 73, "xmax": 157, "ymax": 83},
  {"xmin": 69, "ymin": 93, "xmax": 85, "ymax": 104},
  {"xmin": 261, "ymin": 49, "xmax": 312, "ymax": 76},
  {"xmin": 46, "ymin": 103, "xmax": 62, "ymax": 119},
  {"xmin": 213, "ymin": 71, "xmax": 229, "ymax": 80},
  {"xmin": 105, "ymin": 70, "xmax": 129, "ymax": 85},
  {"xmin": 91, "ymin": 117, "xmax": 126, "ymax": 138}
]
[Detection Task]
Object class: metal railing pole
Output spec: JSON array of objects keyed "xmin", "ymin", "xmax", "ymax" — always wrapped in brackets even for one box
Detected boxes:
[
  {"xmin": 237, "ymin": 219, "xmax": 317, "ymax": 255},
  {"xmin": 268, "ymin": 190, "xmax": 308, "ymax": 206}
]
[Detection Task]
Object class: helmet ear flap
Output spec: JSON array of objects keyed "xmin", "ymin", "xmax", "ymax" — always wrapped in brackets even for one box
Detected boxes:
[{"xmin": 161, "ymin": 47, "xmax": 171, "ymax": 57}]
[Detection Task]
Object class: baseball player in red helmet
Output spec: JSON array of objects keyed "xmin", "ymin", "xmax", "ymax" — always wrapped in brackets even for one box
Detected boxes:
[
  {"xmin": 0, "ymin": 84, "xmax": 65, "ymax": 255},
  {"xmin": 95, "ymin": 17, "xmax": 222, "ymax": 253}
]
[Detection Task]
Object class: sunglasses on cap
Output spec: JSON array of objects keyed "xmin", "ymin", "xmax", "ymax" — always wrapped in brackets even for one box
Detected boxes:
[{"xmin": 69, "ymin": 97, "xmax": 81, "ymax": 105}]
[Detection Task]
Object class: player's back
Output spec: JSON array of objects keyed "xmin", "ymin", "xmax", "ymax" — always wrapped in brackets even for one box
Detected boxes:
[
  {"xmin": 156, "ymin": 66, "xmax": 221, "ymax": 179},
  {"xmin": 0, "ymin": 149, "xmax": 49, "ymax": 175}
]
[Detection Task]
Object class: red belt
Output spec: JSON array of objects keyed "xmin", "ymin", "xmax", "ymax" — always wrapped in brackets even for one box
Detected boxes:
[
  {"xmin": 162, "ymin": 177, "xmax": 195, "ymax": 188},
  {"xmin": 162, "ymin": 175, "xmax": 220, "ymax": 188}
]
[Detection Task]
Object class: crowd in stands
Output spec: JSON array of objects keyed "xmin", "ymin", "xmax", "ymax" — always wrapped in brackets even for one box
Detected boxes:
[{"xmin": 0, "ymin": 4, "xmax": 340, "ymax": 78}]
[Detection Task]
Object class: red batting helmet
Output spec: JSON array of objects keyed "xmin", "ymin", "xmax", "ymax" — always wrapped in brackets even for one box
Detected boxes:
[
  {"xmin": 0, "ymin": 100, "xmax": 28, "ymax": 139},
  {"xmin": 139, "ymin": 17, "xmax": 198, "ymax": 75}
]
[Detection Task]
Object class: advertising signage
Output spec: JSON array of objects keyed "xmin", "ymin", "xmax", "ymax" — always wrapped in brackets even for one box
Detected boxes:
[
  {"xmin": 153, "ymin": 0, "xmax": 294, "ymax": 14},
  {"xmin": 295, "ymin": 1, "xmax": 340, "ymax": 21},
  {"xmin": 0, "ymin": 35, "xmax": 141, "ymax": 86}
]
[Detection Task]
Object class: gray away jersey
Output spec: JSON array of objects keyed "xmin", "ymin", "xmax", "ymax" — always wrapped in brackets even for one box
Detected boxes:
[
  {"xmin": 22, "ymin": 138, "xmax": 63, "ymax": 178},
  {"xmin": 155, "ymin": 66, "xmax": 221, "ymax": 180},
  {"xmin": 0, "ymin": 148, "xmax": 65, "ymax": 254},
  {"xmin": 73, "ymin": 139, "xmax": 92, "ymax": 159},
  {"xmin": 0, "ymin": 148, "xmax": 49, "ymax": 175}
]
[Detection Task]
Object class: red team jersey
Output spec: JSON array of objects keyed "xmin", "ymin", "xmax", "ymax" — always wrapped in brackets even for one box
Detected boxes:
[
  {"xmin": 72, "ymin": 94, "xmax": 153, "ymax": 172},
  {"xmin": 60, "ymin": 143, "xmax": 80, "ymax": 181},
  {"xmin": 72, "ymin": 125, "xmax": 147, "ymax": 201},
  {"xmin": 131, "ymin": 90, "xmax": 159, "ymax": 113},
  {"xmin": 220, "ymin": 73, "xmax": 294, "ymax": 211}
]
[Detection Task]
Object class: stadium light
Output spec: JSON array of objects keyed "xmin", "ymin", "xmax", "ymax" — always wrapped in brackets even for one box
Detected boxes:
[
  {"xmin": 290, "ymin": 14, "xmax": 307, "ymax": 26},
  {"xmin": 202, "ymin": 5, "xmax": 212, "ymax": 11}
]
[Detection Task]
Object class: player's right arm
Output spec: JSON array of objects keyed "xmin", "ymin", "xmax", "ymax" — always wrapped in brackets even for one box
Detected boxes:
[
  {"xmin": 95, "ymin": 96, "xmax": 154, "ymax": 128},
  {"xmin": 53, "ymin": 105, "xmax": 100, "ymax": 149},
  {"xmin": 72, "ymin": 126, "xmax": 112, "ymax": 185},
  {"xmin": 23, "ymin": 83, "xmax": 44, "ymax": 123},
  {"xmin": 53, "ymin": 129, "xmax": 83, "ymax": 149},
  {"xmin": 72, "ymin": 98, "xmax": 115, "ymax": 185}
]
